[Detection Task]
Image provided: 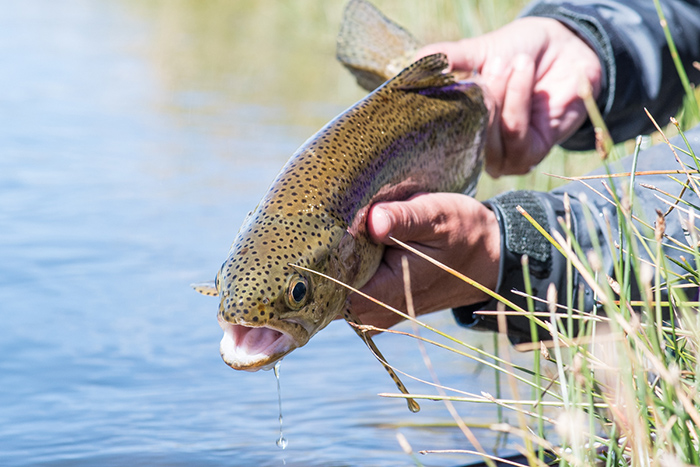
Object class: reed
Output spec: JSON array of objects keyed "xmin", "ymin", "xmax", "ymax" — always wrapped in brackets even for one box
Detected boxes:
[
  {"xmin": 134, "ymin": 1, "xmax": 700, "ymax": 463},
  {"xmin": 365, "ymin": 3, "xmax": 700, "ymax": 466},
  {"xmin": 367, "ymin": 119, "xmax": 700, "ymax": 466},
  {"xmin": 342, "ymin": 3, "xmax": 700, "ymax": 465}
]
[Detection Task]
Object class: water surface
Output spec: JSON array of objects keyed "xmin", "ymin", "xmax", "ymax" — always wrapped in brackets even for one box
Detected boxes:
[{"xmin": 1, "ymin": 1, "xmax": 542, "ymax": 465}]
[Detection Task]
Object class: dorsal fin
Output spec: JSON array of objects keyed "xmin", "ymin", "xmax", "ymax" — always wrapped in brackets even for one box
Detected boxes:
[
  {"xmin": 337, "ymin": 0, "xmax": 421, "ymax": 91},
  {"xmin": 386, "ymin": 53, "xmax": 453, "ymax": 91}
]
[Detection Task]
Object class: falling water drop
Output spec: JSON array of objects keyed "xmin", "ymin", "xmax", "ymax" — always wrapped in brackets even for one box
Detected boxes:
[{"xmin": 274, "ymin": 360, "xmax": 288, "ymax": 449}]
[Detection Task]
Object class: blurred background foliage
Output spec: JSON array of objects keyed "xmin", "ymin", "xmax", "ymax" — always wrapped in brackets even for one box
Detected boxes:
[{"xmin": 125, "ymin": 0, "xmax": 610, "ymax": 199}]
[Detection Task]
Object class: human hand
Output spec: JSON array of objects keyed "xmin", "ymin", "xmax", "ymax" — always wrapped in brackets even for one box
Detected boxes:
[
  {"xmin": 417, "ymin": 17, "xmax": 603, "ymax": 177},
  {"xmin": 349, "ymin": 193, "xmax": 501, "ymax": 332}
]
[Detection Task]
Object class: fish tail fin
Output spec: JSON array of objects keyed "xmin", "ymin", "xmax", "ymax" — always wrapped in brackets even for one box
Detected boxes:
[
  {"xmin": 337, "ymin": 0, "xmax": 421, "ymax": 92},
  {"xmin": 343, "ymin": 307, "xmax": 420, "ymax": 413}
]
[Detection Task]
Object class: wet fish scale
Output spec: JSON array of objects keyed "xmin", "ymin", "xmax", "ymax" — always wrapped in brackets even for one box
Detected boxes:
[
  {"xmin": 194, "ymin": 0, "xmax": 488, "ymax": 412},
  {"xmin": 217, "ymin": 54, "xmax": 485, "ymax": 354}
]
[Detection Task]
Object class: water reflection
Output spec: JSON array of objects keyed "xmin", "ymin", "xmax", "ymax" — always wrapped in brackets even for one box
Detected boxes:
[{"xmin": 0, "ymin": 1, "xmax": 560, "ymax": 466}]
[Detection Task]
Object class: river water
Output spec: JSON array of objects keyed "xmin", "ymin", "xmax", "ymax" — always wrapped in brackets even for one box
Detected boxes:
[{"xmin": 0, "ymin": 1, "xmax": 543, "ymax": 465}]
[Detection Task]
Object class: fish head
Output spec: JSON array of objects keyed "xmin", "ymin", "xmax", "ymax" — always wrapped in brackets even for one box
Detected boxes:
[{"xmin": 215, "ymin": 219, "xmax": 347, "ymax": 372}]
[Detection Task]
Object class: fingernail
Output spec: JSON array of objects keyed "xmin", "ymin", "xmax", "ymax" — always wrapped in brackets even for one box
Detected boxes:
[{"xmin": 370, "ymin": 206, "xmax": 392, "ymax": 239}]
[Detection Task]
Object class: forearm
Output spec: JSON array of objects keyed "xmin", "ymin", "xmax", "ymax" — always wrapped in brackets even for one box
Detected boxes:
[{"xmin": 522, "ymin": 0, "xmax": 700, "ymax": 149}]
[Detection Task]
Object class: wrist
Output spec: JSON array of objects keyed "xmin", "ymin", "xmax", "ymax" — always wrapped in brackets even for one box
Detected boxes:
[{"xmin": 475, "ymin": 203, "xmax": 501, "ymax": 295}]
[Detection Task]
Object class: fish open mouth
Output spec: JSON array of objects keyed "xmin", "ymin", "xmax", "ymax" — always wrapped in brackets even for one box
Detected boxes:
[{"xmin": 218, "ymin": 318, "xmax": 296, "ymax": 372}]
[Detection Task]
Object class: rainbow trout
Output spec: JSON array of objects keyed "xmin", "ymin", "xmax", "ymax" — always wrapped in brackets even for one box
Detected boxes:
[{"xmin": 194, "ymin": 0, "xmax": 487, "ymax": 413}]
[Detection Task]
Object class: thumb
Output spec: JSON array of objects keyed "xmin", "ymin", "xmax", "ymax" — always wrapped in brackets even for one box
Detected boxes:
[
  {"xmin": 366, "ymin": 194, "xmax": 442, "ymax": 245},
  {"xmin": 366, "ymin": 203, "xmax": 395, "ymax": 244}
]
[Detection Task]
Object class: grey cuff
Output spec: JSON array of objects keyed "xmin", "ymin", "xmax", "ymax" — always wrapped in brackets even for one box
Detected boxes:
[{"xmin": 453, "ymin": 190, "xmax": 595, "ymax": 344}]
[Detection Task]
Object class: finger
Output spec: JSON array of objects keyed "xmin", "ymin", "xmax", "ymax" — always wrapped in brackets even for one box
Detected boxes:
[
  {"xmin": 350, "ymin": 259, "xmax": 406, "ymax": 332},
  {"xmin": 366, "ymin": 200, "xmax": 422, "ymax": 245},
  {"xmin": 414, "ymin": 38, "xmax": 487, "ymax": 73},
  {"xmin": 359, "ymin": 244, "xmax": 483, "ymax": 318},
  {"xmin": 367, "ymin": 193, "xmax": 471, "ymax": 246},
  {"xmin": 498, "ymin": 53, "xmax": 537, "ymax": 175},
  {"xmin": 480, "ymin": 56, "xmax": 509, "ymax": 177},
  {"xmin": 367, "ymin": 194, "xmax": 448, "ymax": 244},
  {"xmin": 365, "ymin": 203, "xmax": 392, "ymax": 243},
  {"xmin": 554, "ymin": 100, "xmax": 589, "ymax": 143},
  {"xmin": 353, "ymin": 245, "xmax": 447, "ymax": 326}
]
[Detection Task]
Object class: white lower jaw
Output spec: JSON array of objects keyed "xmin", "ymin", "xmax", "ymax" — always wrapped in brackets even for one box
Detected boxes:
[{"xmin": 218, "ymin": 320, "xmax": 296, "ymax": 372}]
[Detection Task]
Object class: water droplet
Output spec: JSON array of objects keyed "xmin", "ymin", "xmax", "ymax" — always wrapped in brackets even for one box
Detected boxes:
[
  {"xmin": 274, "ymin": 360, "xmax": 287, "ymax": 450},
  {"xmin": 276, "ymin": 435, "xmax": 288, "ymax": 450}
]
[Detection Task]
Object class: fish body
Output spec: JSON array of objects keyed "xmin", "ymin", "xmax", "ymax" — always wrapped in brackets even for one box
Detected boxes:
[{"xmin": 194, "ymin": 0, "xmax": 487, "ymax": 411}]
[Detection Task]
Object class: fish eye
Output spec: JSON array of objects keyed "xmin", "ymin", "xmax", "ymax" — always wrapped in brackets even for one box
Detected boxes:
[{"xmin": 285, "ymin": 274, "xmax": 309, "ymax": 309}]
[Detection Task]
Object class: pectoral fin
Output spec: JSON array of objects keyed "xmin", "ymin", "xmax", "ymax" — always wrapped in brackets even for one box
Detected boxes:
[
  {"xmin": 191, "ymin": 281, "xmax": 219, "ymax": 297},
  {"xmin": 342, "ymin": 307, "xmax": 420, "ymax": 413}
]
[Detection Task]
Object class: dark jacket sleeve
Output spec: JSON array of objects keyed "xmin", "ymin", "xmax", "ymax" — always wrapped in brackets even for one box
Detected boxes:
[
  {"xmin": 521, "ymin": 0, "xmax": 700, "ymax": 150},
  {"xmin": 454, "ymin": 126, "xmax": 700, "ymax": 343}
]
